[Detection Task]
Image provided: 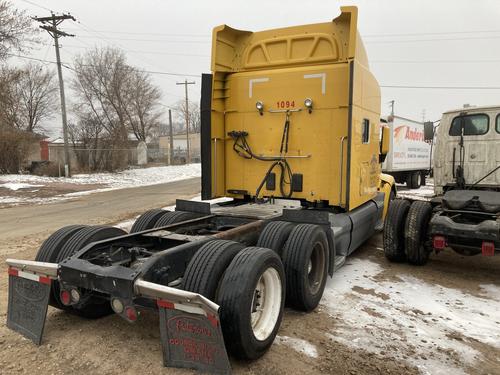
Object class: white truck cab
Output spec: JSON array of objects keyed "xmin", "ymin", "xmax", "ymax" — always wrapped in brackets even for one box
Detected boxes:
[
  {"xmin": 383, "ymin": 105, "xmax": 499, "ymax": 267},
  {"xmin": 433, "ymin": 105, "xmax": 500, "ymax": 194}
]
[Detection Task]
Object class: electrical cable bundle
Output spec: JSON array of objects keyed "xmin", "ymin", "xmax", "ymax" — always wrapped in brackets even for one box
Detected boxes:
[{"xmin": 229, "ymin": 114, "xmax": 294, "ymax": 200}]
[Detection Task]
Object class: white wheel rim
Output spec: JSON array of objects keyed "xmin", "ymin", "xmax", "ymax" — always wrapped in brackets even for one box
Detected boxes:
[{"xmin": 250, "ymin": 267, "xmax": 282, "ymax": 341}]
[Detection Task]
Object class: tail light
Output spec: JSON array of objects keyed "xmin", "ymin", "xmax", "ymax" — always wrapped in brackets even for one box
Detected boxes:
[
  {"xmin": 433, "ymin": 235, "xmax": 446, "ymax": 250},
  {"xmin": 60, "ymin": 290, "xmax": 71, "ymax": 306},
  {"xmin": 125, "ymin": 306, "xmax": 138, "ymax": 322},
  {"xmin": 481, "ymin": 241, "xmax": 495, "ymax": 256}
]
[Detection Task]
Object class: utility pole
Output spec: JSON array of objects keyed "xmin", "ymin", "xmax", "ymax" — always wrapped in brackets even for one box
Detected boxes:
[
  {"xmin": 176, "ymin": 79, "xmax": 195, "ymax": 164},
  {"xmin": 33, "ymin": 13, "xmax": 75, "ymax": 177},
  {"xmin": 168, "ymin": 109, "xmax": 174, "ymax": 165}
]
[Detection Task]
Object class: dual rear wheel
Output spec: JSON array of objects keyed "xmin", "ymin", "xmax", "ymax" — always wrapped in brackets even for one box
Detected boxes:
[
  {"xmin": 183, "ymin": 240, "xmax": 285, "ymax": 359},
  {"xmin": 182, "ymin": 222, "xmax": 330, "ymax": 360},
  {"xmin": 35, "ymin": 225, "xmax": 127, "ymax": 318},
  {"xmin": 384, "ymin": 199, "xmax": 433, "ymax": 265}
]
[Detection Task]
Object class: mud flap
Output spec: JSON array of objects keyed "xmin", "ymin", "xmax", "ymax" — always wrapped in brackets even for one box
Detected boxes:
[
  {"xmin": 7, "ymin": 269, "xmax": 51, "ymax": 345},
  {"xmin": 158, "ymin": 300, "xmax": 231, "ymax": 374}
]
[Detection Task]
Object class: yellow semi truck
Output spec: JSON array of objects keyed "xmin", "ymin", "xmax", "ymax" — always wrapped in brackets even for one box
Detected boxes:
[{"xmin": 6, "ymin": 7, "xmax": 394, "ymax": 373}]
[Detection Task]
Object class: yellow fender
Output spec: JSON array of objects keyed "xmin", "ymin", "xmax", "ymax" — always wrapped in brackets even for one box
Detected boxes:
[{"xmin": 378, "ymin": 173, "xmax": 396, "ymax": 219}]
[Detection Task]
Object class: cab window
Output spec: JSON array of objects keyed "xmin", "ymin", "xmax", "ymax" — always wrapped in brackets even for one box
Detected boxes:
[
  {"xmin": 362, "ymin": 119, "xmax": 370, "ymax": 143},
  {"xmin": 449, "ymin": 114, "xmax": 489, "ymax": 136},
  {"xmin": 496, "ymin": 114, "xmax": 500, "ymax": 133}
]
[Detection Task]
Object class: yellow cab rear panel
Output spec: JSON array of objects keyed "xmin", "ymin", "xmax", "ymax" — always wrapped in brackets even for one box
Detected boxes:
[{"xmin": 201, "ymin": 6, "xmax": 385, "ymax": 212}]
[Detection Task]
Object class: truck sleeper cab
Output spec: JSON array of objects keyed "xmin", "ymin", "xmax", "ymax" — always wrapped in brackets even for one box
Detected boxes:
[{"xmin": 6, "ymin": 7, "xmax": 394, "ymax": 373}]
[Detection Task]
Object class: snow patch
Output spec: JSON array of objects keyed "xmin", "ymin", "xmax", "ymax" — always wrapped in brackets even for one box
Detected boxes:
[
  {"xmin": 0, "ymin": 164, "xmax": 201, "ymax": 206},
  {"xmin": 479, "ymin": 284, "xmax": 500, "ymax": 299},
  {"xmin": 276, "ymin": 335, "xmax": 318, "ymax": 358},
  {"xmin": 322, "ymin": 258, "xmax": 500, "ymax": 374},
  {"xmin": 0, "ymin": 183, "xmax": 44, "ymax": 191}
]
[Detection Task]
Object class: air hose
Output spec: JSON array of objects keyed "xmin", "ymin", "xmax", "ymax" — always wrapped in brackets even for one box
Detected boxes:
[{"xmin": 229, "ymin": 112, "xmax": 294, "ymax": 199}]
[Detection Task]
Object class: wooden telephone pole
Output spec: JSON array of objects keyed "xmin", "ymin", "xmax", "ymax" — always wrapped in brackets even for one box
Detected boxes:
[
  {"xmin": 33, "ymin": 13, "xmax": 76, "ymax": 177},
  {"xmin": 168, "ymin": 109, "xmax": 174, "ymax": 165},
  {"xmin": 176, "ymin": 79, "xmax": 195, "ymax": 164}
]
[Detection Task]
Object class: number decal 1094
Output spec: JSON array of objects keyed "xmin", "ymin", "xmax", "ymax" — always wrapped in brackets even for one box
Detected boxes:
[{"xmin": 276, "ymin": 100, "xmax": 295, "ymax": 109}]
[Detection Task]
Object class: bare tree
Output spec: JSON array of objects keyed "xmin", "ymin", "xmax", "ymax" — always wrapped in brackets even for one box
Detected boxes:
[
  {"xmin": 0, "ymin": 66, "xmax": 20, "ymax": 129},
  {"xmin": 7, "ymin": 63, "xmax": 58, "ymax": 132},
  {"xmin": 72, "ymin": 47, "xmax": 164, "ymax": 145},
  {"xmin": 72, "ymin": 47, "xmax": 130, "ymax": 144},
  {"xmin": 124, "ymin": 70, "xmax": 162, "ymax": 141},
  {"xmin": 0, "ymin": 1, "xmax": 37, "ymax": 61},
  {"xmin": 174, "ymin": 99, "xmax": 201, "ymax": 134}
]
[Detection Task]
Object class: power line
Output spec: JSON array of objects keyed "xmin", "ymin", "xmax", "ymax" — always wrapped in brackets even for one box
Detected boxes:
[
  {"xmin": 11, "ymin": 54, "xmax": 500, "ymax": 88},
  {"xmin": 64, "ymin": 28, "xmax": 208, "ymax": 38},
  {"xmin": 18, "ymin": 0, "xmax": 52, "ymax": 12},
  {"xmin": 8, "ymin": 53, "xmax": 200, "ymax": 78},
  {"xmin": 66, "ymin": 27, "xmax": 500, "ymax": 39},
  {"xmin": 6, "ymin": 53, "xmax": 57, "ymax": 64},
  {"xmin": 56, "ymin": 43, "xmax": 208, "ymax": 58},
  {"xmin": 74, "ymin": 20, "xmax": 200, "ymax": 79},
  {"xmin": 76, "ymin": 35, "xmax": 210, "ymax": 44},
  {"xmin": 380, "ymin": 85, "xmax": 500, "ymax": 90},
  {"xmin": 365, "ymin": 35, "xmax": 500, "ymax": 44},
  {"xmin": 372, "ymin": 59, "xmax": 500, "ymax": 64},
  {"xmin": 363, "ymin": 29, "xmax": 500, "ymax": 38}
]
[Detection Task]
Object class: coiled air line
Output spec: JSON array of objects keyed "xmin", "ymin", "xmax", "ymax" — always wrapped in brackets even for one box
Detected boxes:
[{"xmin": 229, "ymin": 110, "xmax": 295, "ymax": 200}]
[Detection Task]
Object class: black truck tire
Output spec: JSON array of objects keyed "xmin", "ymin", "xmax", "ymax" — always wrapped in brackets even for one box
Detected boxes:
[
  {"xmin": 153, "ymin": 211, "xmax": 200, "ymax": 228},
  {"xmin": 35, "ymin": 225, "xmax": 87, "ymax": 263},
  {"xmin": 55, "ymin": 226, "xmax": 127, "ymax": 317},
  {"xmin": 406, "ymin": 173, "xmax": 413, "ymax": 189},
  {"xmin": 420, "ymin": 172, "xmax": 426, "ymax": 186},
  {"xmin": 181, "ymin": 240, "xmax": 245, "ymax": 300},
  {"xmin": 35, "ymin": 225, "xmax": 88, "ymax": 307},
  {"xmin": 405, "ymin": 201, "xmax": 433, "ymax": 266},
  {"xmin": 217, "ymin": 247, "xmax": 285, "ymax": 360},
  {"xmin": 256, "ymin": 221, "xmax": 294, "ymax": 256},
  {"xmin": 130, "ymin": 209, "xmax": 167, "ymax": 233},
  {"xmin": 409, "ymin": 172, "xmax": 421, "ymax": 189},
  {"xmin": 383, "ymin": 199, "xmax": 411, "ymax": 262},
  {"xmin": 282, "ymin": 224, "xmax": 329, "ymax": 312}
]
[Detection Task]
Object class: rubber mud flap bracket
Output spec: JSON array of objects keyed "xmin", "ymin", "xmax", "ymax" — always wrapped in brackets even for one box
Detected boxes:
[
  {"xmin": 7, "ymin": 269, "xmax": 51, "ymax": 345},
  {"xmin": 158, "ymin": 302, "xmax": 231, "ymax": 374}
]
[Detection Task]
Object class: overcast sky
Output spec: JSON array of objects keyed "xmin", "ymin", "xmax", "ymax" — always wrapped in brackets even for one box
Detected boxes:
[{"xmin": 12, "ymin": 0, "xmax": 500, "ymax": 135}]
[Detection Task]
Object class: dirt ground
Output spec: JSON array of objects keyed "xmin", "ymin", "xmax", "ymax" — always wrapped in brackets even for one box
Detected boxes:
[
  {"xmin": 0, "ymin": 232, "xmax": 418, "ymax": 375},
  {"xmin": 0, "ymin": 181, "xmax": 498, "ymax": 374},
  {"xmin": 0, "ymin": 229, "xmax": 498, "ymax": 374}
]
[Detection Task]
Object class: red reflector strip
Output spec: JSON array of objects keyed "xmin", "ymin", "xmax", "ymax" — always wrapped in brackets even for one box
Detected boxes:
[
  {"xmin": 157, "ymin": 299, "xmax": 175, "ymax": 309},
  {"xmin": 8, "ymin": 267, "xmax": 52, "ymax": 284},
  {"xmin": 8, "ymin": 267, "xmax": 18, "ymax": 277},
  {"xmin": 482, "ymin": 241, "xmax": 495, "ymax": 256},
  {"xmin": 39, "ymin": 276, "xmax": 51, "ymax": 285}
]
